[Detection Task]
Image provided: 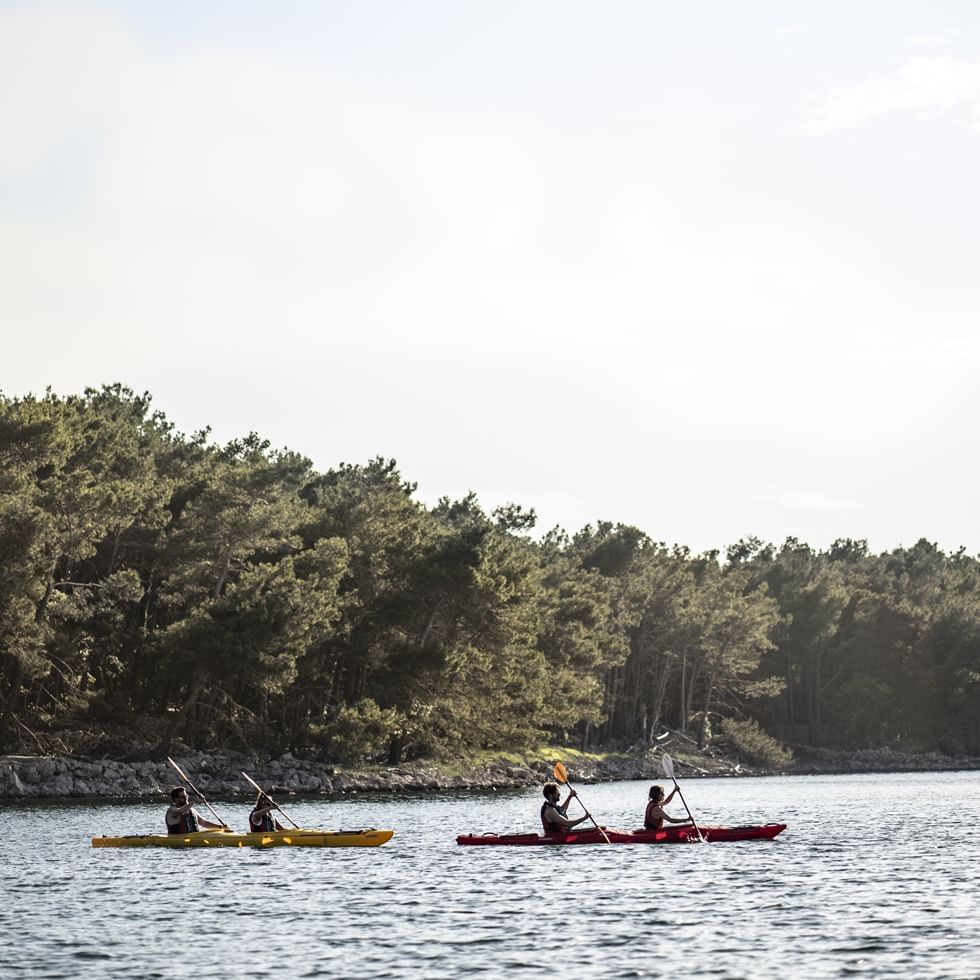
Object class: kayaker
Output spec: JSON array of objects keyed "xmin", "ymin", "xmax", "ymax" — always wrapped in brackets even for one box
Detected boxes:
[
  {"xmin": 165, "ymin": 786, "xmax": 225, "ymax": 834},
  {"xmin": 644, "ymin": 784, "xmax": 692, "ymax": 831},
  {"xmin": 249, "ymin": 794, "xmax": 286, "ymax": 832},
  {"xmin": 541, "ymin": 782, "xmax": 590, "ymax": 833}
]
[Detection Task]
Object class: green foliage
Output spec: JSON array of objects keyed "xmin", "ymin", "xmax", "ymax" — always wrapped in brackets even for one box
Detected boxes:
[
  {"xmin": 2, "ymin": 386, "xmax": 978, "ymax": 760},
  {"xmin": 720, "ymin": 717, "xmax": 793, "ymax": 769},
  {"xmin": 309, "ymin": 699, "xmax": 404, "ymax": 764}
]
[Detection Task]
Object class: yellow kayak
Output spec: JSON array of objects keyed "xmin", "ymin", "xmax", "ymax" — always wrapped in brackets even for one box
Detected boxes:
[{"xmin": 92, "ymin": 828, "xmax": 394, "ymax": 848}]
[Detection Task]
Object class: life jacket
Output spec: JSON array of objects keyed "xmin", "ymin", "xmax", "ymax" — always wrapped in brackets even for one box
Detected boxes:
[
  {"xmin": 644, "ymin": 803, "xmax": 664, "ymax": 831},
  {"xmin": 167, "ymin": 808, "xmax": 199, "ymax": 835},
  {"xmin": 541, "ymin": 800, "xmax": 567, "ymax": 834},
  {"xmin": 250, "ymin": 811, "xmax": 276, "ymax": 832}
]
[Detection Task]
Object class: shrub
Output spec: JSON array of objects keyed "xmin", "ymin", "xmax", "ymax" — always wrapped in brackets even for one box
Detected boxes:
[
  {"xmin": 721, "ymin": 717, "xmax": 793, "ymax": 769},
  {"xmin": 309, "ymin": 699, "xmax": 403, "ymax": 764}
]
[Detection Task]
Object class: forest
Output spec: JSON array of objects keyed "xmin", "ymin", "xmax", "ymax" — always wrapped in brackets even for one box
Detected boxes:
[{"xmin": 2, "ymin": 386, "xmax": 979, "ymax": 764}]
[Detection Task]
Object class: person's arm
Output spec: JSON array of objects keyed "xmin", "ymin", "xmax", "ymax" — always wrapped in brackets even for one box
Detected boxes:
[
  {"xmin": 544, "ymin": 807, "xmax": 587, "ymax": 830},
  {"xmin": 561, "ymin": 788, "xmax": 578, "ymax": 810},
  {"xmin": 662, "ymin": 811, "xmax": 692, "ymax": 825},
  {"xmin": 194, "ymin": 808, "xmax": 225, "ymax": 830},
  {"xmin": 664, "ymin": 788, "xmax": 678, "ymax": 806}
]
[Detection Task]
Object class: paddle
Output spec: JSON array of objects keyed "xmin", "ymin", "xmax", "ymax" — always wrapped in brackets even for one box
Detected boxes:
[
  {"xmin": 166, "ymin": 756, "xmax": 230, "ymax": 829},
  {"xmin": 553, "ymin": 761, "xmax": 611, "ymax": 844},
  {"xmin": 240, "ymin": 771, "xmax": 301, "ymax": 830},
  {"xmin": 661, "ymin": 752, "xmax": 705, "ymax": 843}
]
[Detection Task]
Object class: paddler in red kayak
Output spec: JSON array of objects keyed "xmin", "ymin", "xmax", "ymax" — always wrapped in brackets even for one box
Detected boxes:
[
  {"xmin": 644, "ymin": 784, "xmax": 693, "ymax": 831},
  {"xmin": 249, "ymin": 794, "xmax": 286, "ymax": 832},
  {"xmin": 165, "ymin": 786, "xmax": 225, "ymax": 834},
  {"xmin": 541, "ymin": 782, "xmax": 590, "ymax": 833}
]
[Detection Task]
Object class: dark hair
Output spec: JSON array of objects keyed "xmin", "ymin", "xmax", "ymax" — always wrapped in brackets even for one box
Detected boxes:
[
  {"xmin": 543, "ymin": 783, "xmax": 559, "ymax": 798},
  {"xmin": 648, "ymin": 784, "xmax": 665, "ymax": 803},
  {"xmin": 170, "ymin": 786, "xmax": 187, "ymax": 802}
]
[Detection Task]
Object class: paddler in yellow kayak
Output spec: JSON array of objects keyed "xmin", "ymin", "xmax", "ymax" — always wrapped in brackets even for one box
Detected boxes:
[
  {"xmin": 165, "ymin": 786, "xmax": 226, "ymax": 834},
  {"xmin": 541, "ymin": 782, "xmax": 590, "ymax": 833},
  {"xmin": 248, "ymin": 794, "xmax": 287, "ymax": 833}
]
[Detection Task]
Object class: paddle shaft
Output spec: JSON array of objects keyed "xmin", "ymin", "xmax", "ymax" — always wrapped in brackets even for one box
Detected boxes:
[
  {"xmin": 167, "ymin": 757, "xmax": 227, "ymax": 827},
  {"xmin": 560, "ymin": 776, "xmax": 611, "ymax": 844},
  {"xmin": 669, "ymin": 777, "xmax": 705, "ymax": 842},
  {"xmin": 240, "ymin": 771, "xmax": 301, "ymax": 829}
]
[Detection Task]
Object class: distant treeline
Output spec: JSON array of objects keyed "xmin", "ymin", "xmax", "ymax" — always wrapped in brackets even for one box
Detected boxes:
[{"xmin": 1, "ymin": 386, "xmax": 979, "ymax": 762}]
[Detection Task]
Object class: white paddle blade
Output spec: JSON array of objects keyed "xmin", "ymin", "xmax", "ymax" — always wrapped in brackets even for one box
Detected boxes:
[{"xmin": 661, "ymin": 753, "xmax": 675, "ymax": 780}]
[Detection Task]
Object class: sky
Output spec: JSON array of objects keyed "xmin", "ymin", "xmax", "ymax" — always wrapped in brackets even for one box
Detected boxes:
[{"xmin": 3, "ymin": 1, "xmax": 980, "ymax": 555}]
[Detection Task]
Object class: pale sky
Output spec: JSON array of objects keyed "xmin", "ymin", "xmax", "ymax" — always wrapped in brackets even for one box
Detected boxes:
[{"xmin": 3, "ymin": 1, "xmax": 980, "ymax": 555}]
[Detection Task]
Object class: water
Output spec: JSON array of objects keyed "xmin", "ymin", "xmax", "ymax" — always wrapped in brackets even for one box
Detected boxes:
[{"xmin": 2, "ymin": 772, "xmax": 978, "ymax": 978}]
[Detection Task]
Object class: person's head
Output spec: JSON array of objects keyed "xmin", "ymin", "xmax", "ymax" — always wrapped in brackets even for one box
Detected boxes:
[
  {"xmin": 649, "ymin": 784, "xmax": 665, "ymax": 804},
  {"xmin": 543, "ymin": 783, "xmax": 560, "ymax": 802},
  {"xmin": 255, "ymin": 794, "xmax": 271, "ymax": 808},
  {"xmin": 170, "ymin": 786, "xmax": 187, "ymax": 804}
]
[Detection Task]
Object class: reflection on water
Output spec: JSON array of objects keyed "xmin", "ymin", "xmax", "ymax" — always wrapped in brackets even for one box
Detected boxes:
[{"xmin": 3, "ymin": 772, "xmax": 979, "ymax": 978}]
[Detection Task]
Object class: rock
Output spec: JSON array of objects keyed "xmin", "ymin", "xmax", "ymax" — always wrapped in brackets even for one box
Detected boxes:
[
  {"xmin": 51, "ymin": 774, "xmax": 74, "ymax": 796},
  {"xmin": 1, "ymin": 767, "xmax": 26, "ymax": 797},
  {"xmin": 3, "ymin": 742, "xmax": 978, "ymax": 800},
  {"xmin": 35, "ymin": 757, "xmax": 58, "ymax": 779}
]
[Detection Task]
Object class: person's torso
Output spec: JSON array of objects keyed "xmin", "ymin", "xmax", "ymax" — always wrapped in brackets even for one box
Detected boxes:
[
  {"xmin": 250, "ymin": 811, "xmax": 276, "ymax": 832},
  {"xmin": 166, "ymin": 807, "xmax": 199, "ymax": 834},
  {"xmin": 541, "ymin": 800, "xmax": 567, "ymax": 833},
  {"xmin": 645, "ymin": 803, "xmax": 664, "ymax": 831}
]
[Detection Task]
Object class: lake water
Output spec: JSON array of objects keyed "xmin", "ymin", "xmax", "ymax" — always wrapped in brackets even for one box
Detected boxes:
[{"xmin": 2, "ymin": 771, "xmax": 978, "ymax": 978}]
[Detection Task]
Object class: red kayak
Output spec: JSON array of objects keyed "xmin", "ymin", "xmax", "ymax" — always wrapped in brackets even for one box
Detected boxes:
[{"xmin": 456, "ymin": 824, "xmax": 786, "ymax": 846}]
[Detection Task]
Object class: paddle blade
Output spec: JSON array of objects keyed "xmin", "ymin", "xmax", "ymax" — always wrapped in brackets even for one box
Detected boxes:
[
  {"xmin": 553, "ymin": 761, "xmax": 569, "ymax": 784},
  {"xmin": 661, "ymin": 753, "xmax": 675, "ymax": 780}
]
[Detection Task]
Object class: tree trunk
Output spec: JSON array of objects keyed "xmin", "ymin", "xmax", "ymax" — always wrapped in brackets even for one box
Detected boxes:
[
  {"xmin": 698, "ymin": 679, "xmax": 715, "ymax": 750},
  {"xmin": 155, "ymin": 671, "xmax": 209, "ymax": 757},
  {"xmin": 679, "ymin": 651, "xmax": 687, "ymax": 730},
  {"xmin": 649, "ymin": 660, "xmax": 672, "ymax": 740},
  {"xmin": 214, "ymin": 546, "xmax": 234, "ymax": 597},
  {"xmin": 0, "ymin": 657, "xmax": 24, "ymax": 752},
  {"xmin": 686, "ymin": 651, "xmax": 706, "ymax": 731},
  {"xmin": 811, "ymin": 646, "xmax": 823, "ymax": 744}
]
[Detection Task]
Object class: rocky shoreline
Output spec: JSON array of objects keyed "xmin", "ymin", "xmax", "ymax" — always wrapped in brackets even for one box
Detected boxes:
[{"xmin": 2, "ymin": 744, "xmax": 979, "ymax": 802}]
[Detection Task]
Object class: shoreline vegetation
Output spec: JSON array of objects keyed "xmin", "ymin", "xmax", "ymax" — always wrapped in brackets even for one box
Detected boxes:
[
  {"xmin": 3, "ymin": 386, "xmax": 980, "ymax": 784},
  {"xmin": 3, "ymin": 741, "xmax": 979, "ymax": 802}
]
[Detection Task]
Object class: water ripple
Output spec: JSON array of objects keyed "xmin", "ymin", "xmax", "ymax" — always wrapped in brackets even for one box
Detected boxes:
[{"xmin": 2, "ymin": 772, "xmax": 979, "ymax": 978}]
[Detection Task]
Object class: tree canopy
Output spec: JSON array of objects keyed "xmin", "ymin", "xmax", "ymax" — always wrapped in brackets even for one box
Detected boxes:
[{"xmin": 2, "ymin": 387, "xmax": 978, "ymax": 762}]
